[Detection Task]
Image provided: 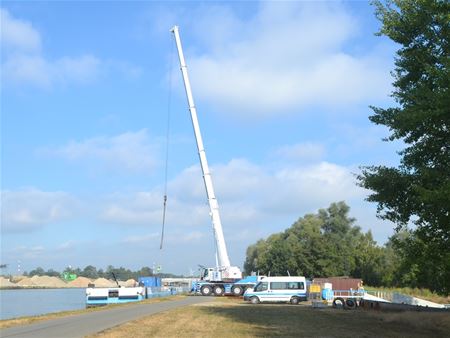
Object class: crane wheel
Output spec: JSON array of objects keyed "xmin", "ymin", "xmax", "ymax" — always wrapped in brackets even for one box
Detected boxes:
[
  {"xmin": 201, "ymin": 285, "xmax": 212, "ymax": 296},
  {"xmin": 213, "ymin": 285, "xmax": 225, "ymax": 296},
  {"xmin": 231, "ymin": 285, "xmax": 243, "ymax": 296}
]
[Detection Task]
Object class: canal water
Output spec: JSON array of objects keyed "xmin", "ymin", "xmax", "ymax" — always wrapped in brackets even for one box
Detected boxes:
[{"xmin": 0, "ymin": 288, "xmax": 86, "ymax": 320}]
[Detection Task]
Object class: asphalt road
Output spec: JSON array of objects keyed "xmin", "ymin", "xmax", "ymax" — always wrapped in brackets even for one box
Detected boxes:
[{"xmin": 1, "ymin": 296, "xmax": 213, "ymax": 338}]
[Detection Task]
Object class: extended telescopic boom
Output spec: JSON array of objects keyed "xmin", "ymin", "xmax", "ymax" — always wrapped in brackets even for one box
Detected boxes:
[{"xmin": 171, "ymin": 25, "xmax": 232, "ymax": 269}]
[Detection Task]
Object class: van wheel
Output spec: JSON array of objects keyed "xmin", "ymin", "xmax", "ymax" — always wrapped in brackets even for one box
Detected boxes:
[
  {"xmin": 290, "ymin": 297, "xmax": 299, "ymax": 305},
  {"xmin": 231, "ymin": 285, "xmax": 243, "ymax": 296},
  {"xmin": 213, "ymin": 285, "xmax": 224, "ymax": 296},
  {"xmin": 200, "ymin": 285, "xmax": 212, "ymax": 296},
  {"xmin": 250, "ymin": 296, "xmax": 260, "ymax": 304}
]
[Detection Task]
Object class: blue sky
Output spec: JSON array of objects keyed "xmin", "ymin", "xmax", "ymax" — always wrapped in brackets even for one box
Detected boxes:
[{"xmin": 1, "ymin": 1, "xmax": 402, "ymax": 276}]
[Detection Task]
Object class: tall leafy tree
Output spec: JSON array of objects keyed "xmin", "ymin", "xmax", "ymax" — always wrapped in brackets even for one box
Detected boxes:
[
  {"xmin": 358, "ymin": 0, "xmax": 450, "ymax": 294},
  {"xmin": 244, "ymin": 202, "xmax": 387, "ymax": 284}
]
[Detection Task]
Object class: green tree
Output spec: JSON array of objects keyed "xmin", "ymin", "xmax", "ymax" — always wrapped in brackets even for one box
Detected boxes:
[
  {"xmin": 28, "ymin": 267, "xmax": 45, "ymax": 276},
  {"xmin": 81, "ymin": 265, "xmax": 99, "ymax": 279},
  {"xmin": 45, "ymin": 269, "xmax": 60, "ymax": 277},
  {"xmin": 243, "ymin": 202, "xmax": 388, "ymax": 281},
  {"xmin": 137, "ymin": 266, "xmax": 153, "ymax": 277},
  {"xmin": 358, "ymin": 0, "xmax": 450, "ymax": 294}
]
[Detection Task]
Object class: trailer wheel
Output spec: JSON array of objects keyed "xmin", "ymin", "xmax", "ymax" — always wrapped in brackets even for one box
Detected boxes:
[
  {"xmin": 250, "ymin": 296, "xmax": 260, "ymax": 304},
  {"xmin": 200, "ymin": 285, "xmax": 212, "ymax": 296},
  {"xmin": 345, "ymin": 299, "xmax": 356, "ymax": 309},
  {"xmin": 213, "ymin": 285, "xmax": 225, "ymax": 296},
  {"xmin": 332, "ymin": 297, "xmax": 345, "ymax": 309},
  {"xmin": 231, "ymin": 285, "xmax": 243, "ymax": 296},
  {"xmin": 290, "ymin": 297, "xmax": 299, "ymax": 305}
]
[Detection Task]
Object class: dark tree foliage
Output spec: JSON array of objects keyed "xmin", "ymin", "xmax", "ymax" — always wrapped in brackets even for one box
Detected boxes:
[
  {"xmin": 358, "ymin": 0, "xmax": 449, "ymax": 294},
  {"xmin": 244, "ymin": 202, "xmax": 392, "ymax": 286},
  {"xmin": 23, "ymin": 266, "xmax": 186, "ymax": 279},
  {"xmin": 28, "ymin": 267, "xmax": 46, "ymax": 276}
]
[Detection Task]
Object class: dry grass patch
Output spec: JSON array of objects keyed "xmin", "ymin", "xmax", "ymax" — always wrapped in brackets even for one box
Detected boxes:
[
  {"xmin": 0, "ymin": 295, "xmax": 186, "ymax": 329},
  {"xmin": 90, "ymin": 297, "xmax": 450, "ymax": 338}
]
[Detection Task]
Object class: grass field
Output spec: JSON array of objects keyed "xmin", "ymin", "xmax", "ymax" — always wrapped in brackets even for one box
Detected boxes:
[{"xmin": 90, "ymin": 297, "xmax": 450, "ymax": 338}]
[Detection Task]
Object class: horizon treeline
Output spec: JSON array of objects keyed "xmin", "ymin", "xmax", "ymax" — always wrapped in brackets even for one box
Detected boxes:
[{"xmin": 16, "ymin": 265, "xmax": 185, "ymax": 280}]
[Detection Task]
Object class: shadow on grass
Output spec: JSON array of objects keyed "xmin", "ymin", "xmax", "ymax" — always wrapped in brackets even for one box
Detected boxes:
[
  {"xmin": 198, "ymin": 303, "xmax": 450, "ymax": 338},
  {"xmin": 200, "ymin": 304, "xmax": 342, "ymax": 337}
]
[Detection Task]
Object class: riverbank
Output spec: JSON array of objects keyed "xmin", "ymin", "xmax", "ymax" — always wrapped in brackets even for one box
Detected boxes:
[{"xmin": 0, "ymin": 295, "xmax": 186, "ymax": 329}]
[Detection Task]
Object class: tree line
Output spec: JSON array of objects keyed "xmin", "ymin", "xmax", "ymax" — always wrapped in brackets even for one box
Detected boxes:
[
  {"xmin": 25, "ymin": 265, "xmax": 183, "ymax": 280},
  {"xmin": 244, "ymin": 202, "xmax": 398, "ymax": 287}
]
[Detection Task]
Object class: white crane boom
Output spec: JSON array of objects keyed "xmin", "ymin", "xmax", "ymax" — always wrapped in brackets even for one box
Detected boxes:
[{"xmin": 171, "ymin": 26, "xmax": 241, "ymax": 280}]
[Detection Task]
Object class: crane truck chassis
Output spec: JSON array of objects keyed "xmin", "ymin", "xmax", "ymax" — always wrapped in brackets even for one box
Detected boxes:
[{"xmin": 192, "ymin": 274, "xmax": 264, "ymax": 296}]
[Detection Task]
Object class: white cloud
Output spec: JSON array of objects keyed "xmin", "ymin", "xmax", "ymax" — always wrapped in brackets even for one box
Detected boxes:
[
  {"xmin": 1, "ymin": 188, "xmax": 77, "ymax": 233},
  {"xmin": 1, "ymin": 8, "xmax": 140, "ymax": 88},
  {"xmin": 179, "ymin": 2, "xmax": 392, "ymax": 117},
  {"xmin": 91, "ymin": 156, "xmax": 375, "ymax": 271},
  {"xmin": 41, "ymin": 129, "xmax": 159, "ymax": 173},
  {"xmin": 98, "ymin": 158, "xmax": 365, "ymax": 236},
  {"xmin": 0, "ymin": 8, "xmax": 41, "ymax": 52},
  {"xmin": 3, "ymin": 54, "xmax": 101, "ymax": 88},
  {"xmin": 99, "ymin": 189, "xmax": 210, "ymax": 230}
]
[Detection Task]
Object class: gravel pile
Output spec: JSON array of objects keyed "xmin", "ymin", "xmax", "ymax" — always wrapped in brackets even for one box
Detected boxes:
[
  {"xmin": 1, "ymin": 275, "xmax": 137, "ymax": 288},
  {"xmin": 125, "ymin": 279, "xmax": 138, "ymax": 287},
  {"xmin": 0, "ymin": 276, "xmax": 16, "ymax": 287},
  {"xmin": 93, "ymin": 278, "xmax": 117, "ymax": 287},
  {"xmin": 14, "ymin": 275, "xmax": 67, "ymax": 287},
  {"xmin": 68, "ymin": 276, "xmax": 92, "ymax": 288},
  {"xmin": 16, "ymin": 277, "xmax": 35, "ymax": 286}
]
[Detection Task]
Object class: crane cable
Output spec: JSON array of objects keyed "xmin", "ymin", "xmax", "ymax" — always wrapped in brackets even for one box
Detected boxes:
[{"xmin": 160, "ymin": 39, "xmax": 175, "ymax": 250}]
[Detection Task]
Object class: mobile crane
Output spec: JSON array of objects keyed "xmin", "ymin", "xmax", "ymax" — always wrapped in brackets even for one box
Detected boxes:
[{"xmin": 171, "ymin": 26, "xmax": 260, "ymax": 296}]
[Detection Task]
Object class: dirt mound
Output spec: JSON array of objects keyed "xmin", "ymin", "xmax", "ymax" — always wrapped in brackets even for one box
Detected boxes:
[
  {"xmin": 32, "ymin": 276, "xmax": 67, "ymax": 287},
  {"xmin": 125, "ymin": 279, "xmax": 137, "ymax": 287},
  {"xmin": 0, "ymin": 276, "xmax": 16, "ymax": 287},
  {"xmin": 93, "ymin": 278, "xmax": 116, "ymax": 287},
  {"xmin": 17, "ymin": 277, "xmax": 35, "ymax": 286},
  {"xmin": 68, "ymin": 276, "xmax": 92, "ymax": 288},
  {"xmin": 10, "ymin": 275, "xmax": 26, "ymax": 283},
  {"xmin": 117, "ymin": 279, "xmax": 137, "ymax": 287},
  {"xmin": 15, "ymin": 275, "xmax": 67, "ymax": 287}
]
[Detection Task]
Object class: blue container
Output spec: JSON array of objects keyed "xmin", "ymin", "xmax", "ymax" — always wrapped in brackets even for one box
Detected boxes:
[
  {"xmin": 321, "ymin": 288, "xmax": 334, "ymax": 301},
  {"xmin": 138, "ymin": 276, "xmax": 161, "ymax": 287}
]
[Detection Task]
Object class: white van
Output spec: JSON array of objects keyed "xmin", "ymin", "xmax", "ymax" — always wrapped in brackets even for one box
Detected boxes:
[{"xmin": 243, "ymin": 276, "xmax": 307, "ymax": 304}]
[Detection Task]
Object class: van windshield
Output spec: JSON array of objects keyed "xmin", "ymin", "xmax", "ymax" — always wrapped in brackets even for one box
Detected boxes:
[{"xmin": 255, "ymin": 282, "xmax": 268, "ymax": 292}]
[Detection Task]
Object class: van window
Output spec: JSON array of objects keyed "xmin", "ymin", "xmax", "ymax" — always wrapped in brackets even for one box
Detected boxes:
[
  {"xmin": 270, "ymin": 282, "xmax": 305, "ymax": 290},
  {"xmin": 290, "ymin": 282, "xmax": 305, "ymax": 289},
  {"xmin": 255, "ymin": 282, "xmax": 268, "ymax": 292}
]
